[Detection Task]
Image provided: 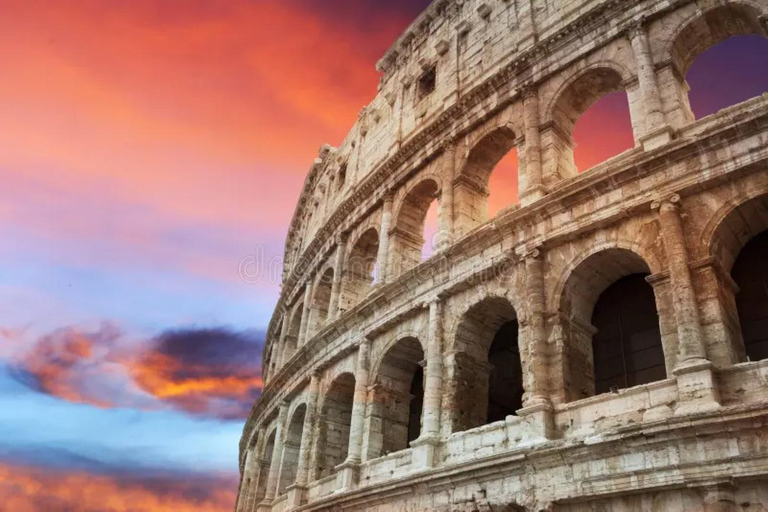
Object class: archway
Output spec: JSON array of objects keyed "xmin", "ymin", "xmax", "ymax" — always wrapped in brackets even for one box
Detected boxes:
[
  {"xmin": 669, "ymin": 3, "xmax": 768, "ymax": 122},
  {"xmin": 253, "ymin": 430, "xmax": 276, "ymax": 505},
  {"xmin": 456, "ymin": 127, "xmax": 518, "ymax": 237},
  {"xmin": 278, "ymin": 404, "xmax": 307, "ymax": 495},
  {"xmin": 390, "ymin": 180, "xmax": 440, "ymax": 276},
  {"xmin": 314, "ymin": 373, "xmax": 355, "ymax": 480},
  {"xmin": 309, "ymin": 267, "xmax": 334, "ymax": 337},
  {"xmin": 558, "ymin": 248, "xmax": 665, "ymax": 401},
  {"xmin": 281, "ymin": 304, "xmax": 303, "ymax": 365},
  {"xmin": 340, "ymin": 228, "xmax": 378, "ymax": 313},
  {"xmin": 547, "ymin": 66, "xmax": 636, "ymax": 176},
  {"xmin": 451, "ymin": 297, "xmax": 523, "ymax": 433},
  {"xmin": 365, "ymin": 337, "xmax": 425, "ymax": 459}
]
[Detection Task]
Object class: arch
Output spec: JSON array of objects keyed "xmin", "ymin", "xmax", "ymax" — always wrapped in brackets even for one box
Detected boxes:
[
  {"xmin": 281, "ymin": 302, "xmax": 304, "ymax": 366},
  {"xmin": 341, "ymin": 227, "xmax": 379, "ymax": 312},
  {"xmin": 313, "ymin": 372, "xmax": 355, "ymax": 480},
  {"xmin": 310, "ymin": 267, "xmax": 335, "ymax": 334},
  {"xmin": 449, "ymin": 296, "xmax": 523, "ymax": 433},
  {"xmin": 277, "ymin": 403, "xmax": 307, "ymax": 495},
  {"xmin": 709, "ymin": 193, "xmax": 768, "ymax": 362},
  {"xmin": 543, "ymin": 63, "xmax": 636, "ymax": 177},
  {"xmin": 390, "ymin": 178, "xmax": 441, "ymax": 276},
  {"xmin": 365, "ymin": 336, "xmax": 425, "ymax": 460},
  {"xmin": 455, "ymin": 126, "xmax": 518, "ymax": 237},
  {"xmin": 556, "ymin": 246, "xmax": 666, "ymax": 401},
  {"xmin": 253, "ymin": 429, "xmax": 276, "ymax": 505}
]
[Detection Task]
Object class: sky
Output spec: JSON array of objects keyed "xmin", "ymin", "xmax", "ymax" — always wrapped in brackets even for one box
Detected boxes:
[{"xmin": 0, "ymin": 1, "xmax": 766, "ymax": 510}]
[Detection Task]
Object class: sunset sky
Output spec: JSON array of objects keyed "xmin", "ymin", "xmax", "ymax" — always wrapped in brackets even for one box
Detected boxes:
[{"xmin": 1, "ymin": 1, "xmax": 767, "ymax": 510}]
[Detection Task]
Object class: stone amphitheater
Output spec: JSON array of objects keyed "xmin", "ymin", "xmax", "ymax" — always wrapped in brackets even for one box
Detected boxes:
[{"xmin": 237, "ymin": 1, "xmax": 768, "ymax": 510}]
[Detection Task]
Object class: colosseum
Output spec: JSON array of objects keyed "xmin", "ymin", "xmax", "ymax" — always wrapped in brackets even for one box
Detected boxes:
[{"xmin": 237, "ymin": 1, "xmax": 768, "ymax": 510}]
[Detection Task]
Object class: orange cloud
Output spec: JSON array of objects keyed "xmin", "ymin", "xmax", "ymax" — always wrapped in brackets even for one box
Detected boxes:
[{"xmin": 0, "ymin": 463, "xmax": 237, "ymax": 512}]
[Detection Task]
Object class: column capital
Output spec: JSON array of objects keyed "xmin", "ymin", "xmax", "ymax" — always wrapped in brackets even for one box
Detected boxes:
[
  {"xmin": 651, "ymin": 193, "xmax": 681, "ymax": 212},
  {"xmin": 627, "ymin": 17, "xmax": 649, "ymax": 39},
  {"xmin": 515, "ymin": 243, "xmax": 543, "ymax": 262},
  {"xmin": 520, "ymin": 80, "xmax": 539, "ymax": 99}
]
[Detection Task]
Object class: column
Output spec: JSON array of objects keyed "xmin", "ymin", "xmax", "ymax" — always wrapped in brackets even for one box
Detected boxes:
[
  {"xmin": 287, "ymin": 372, "xmax": 320, "ymax": 508},
  {"xmin": 523, "ymin": 249, "xmax": 549, "ymax": 407},
  {"xmin": 422, "ymin": 300, "xmax": 444, "ymax": 436},
  {"xmin": 242, "ymin": 427, "xmax": 266, "ymax": 512},
  {"xmin": 653, "ymin": 194, "xmax": 720, "ymax": 413},
  {"xmin": 437, "ymin": 144, "xmax": 456, "ymax": 250},
  {"xmin": 375, "ymin": 195, "xmax": 393, "ymax": 285},
  {"xmin": 521, "ymin": 85, "xmax": 545, "ymax": 206},
  {"xmin": 629, "ymin": 22, "xmax": 673, "ymax": 148},
  {"xmin": 337, "ymin": 337, "xmax": 371, "ymax": 490},
  {"xmin": 297, "ymin": 282, "xmax": 313, "ymax": 347},
  {"xmin": 277, "ymin": 311, "xmax": 291, "ymax": 369},
  {"xmin": 328, "ymin": 237, "xmax": 347, "ymax": 321},
  {"xmin": 702, "ymin": 482, "xmax": 738, "ymax": 512},
  {"xmin": 263, "ymin": 402, "xmax": 289, "ymax": 503}
]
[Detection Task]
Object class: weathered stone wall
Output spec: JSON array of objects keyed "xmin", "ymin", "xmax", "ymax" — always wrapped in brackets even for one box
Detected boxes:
[{"xmin": 238, "ymin": 0, "xmax": 768, "ymax": 510}]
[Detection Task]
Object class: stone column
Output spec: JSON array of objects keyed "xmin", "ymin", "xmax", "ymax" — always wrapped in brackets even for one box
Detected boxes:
[
  {"xmin": 298, "ymin": 282, "xmax": 313, "ymax": 347},
  {"xmin": 277, "ymin": 311, "xmax": 291, "ymax": 369},
  {"xmin": 262, "ymin": 402, "xmax": 289, "ymax": 504},
  {"xmin": 521, "ymin": 85, "xmax": 545, "ymax": 206},
  {"xmin": 653, "ymin": 194, "xmax": 720, "ymax": 413},
  {"xmin": 329, "ymin": 237, "xmax": 347, "ymax": 321},
  {"xmin": 522, "ymin": 249, "xmax": 549, "ymax": 407},
  {"xmin": 287, "ymin": 372, "xmax": 320, "ymax": 508},
  {"xmin": 629, "ymin": 22, "xmax": 673, "ymax": 149},
  {"xmin": 375, "ymin": 195, "xmax": 393, "ymax": 285},
  {"xmin": 702, "ymin": 482, "xmax": 738, "ymax": 512},
  {"xmin": 437, "ymin": 144, "xmax": 456, "ymax": 250},
  {"xmin": 411, "ymin": 300, "xmax": 444, "ymax": 468},
  {"xmin": 242, "ymin": 426, "xmax": 266, "ymax": 512},
  {"xmin": 337, "ymin": 337, "xmax": 371, "ymax": 490}
]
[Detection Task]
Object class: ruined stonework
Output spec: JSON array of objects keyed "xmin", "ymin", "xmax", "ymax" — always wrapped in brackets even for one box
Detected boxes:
[{"xmin": 237, "ymin": 1, "xmax": 768, "ymax": 510}]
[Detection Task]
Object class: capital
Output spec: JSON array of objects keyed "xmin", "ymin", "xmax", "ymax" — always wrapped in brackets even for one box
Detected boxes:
[
  {"xmin": 628, "ymin": 19, "xmax": 648, "ymax": 40},
  {"xmin": 520, "ymin": 81, "xmax": 538, "ymax": 99},
  {"xmin": 651, "ymin": 193, "xmax": 681, "ymax": 212}
]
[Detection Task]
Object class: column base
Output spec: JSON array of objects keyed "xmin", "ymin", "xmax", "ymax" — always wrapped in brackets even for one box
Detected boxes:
[
  {"xmin": 515, "ymin": 402, "xmax": 555, "ymax": 444},
  {"xmin": 334, "ymin": 460, "xmax": 360, "ymax": 493},
  {"xmin": 519, "ymin": 185, "xmax": 546, "ymax": 207},
  {"xmin": 410, "ymin": 434, "xmax": 441, "ymax": 469},
  {"xmin": 285, "ymin": 483, "xmax": 308, "ymax": 510},
  {"xmin": 256, "ymin": 501, "xmax": 273, "ymax": 512},
  {"xmin": 673, "ymin": 359, "xmax": 721, "ymax": 416},
  {"xmin": 640, "ymin": 125, "xmax": 675, "ymax": 151}
]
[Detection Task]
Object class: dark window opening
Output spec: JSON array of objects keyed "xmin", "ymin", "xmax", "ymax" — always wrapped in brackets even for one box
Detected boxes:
[
  {"xmin": 592, "ymin": 274, "xmax": 666, "ymax": 394},
  {"xmin": 337, "ymin": 165, "xmax": 347, "ymax": 191},
  {"xmin": 418, "ymin": 67, "xmax": 436, "ymax": 99},
  {"xmin": 732, "ymin": 230, "xmax": 768, "ymax": 362},
  {"xmin": 487, "ymin": 320, "xmax": 523, "ymax": 423},
  {"xmin": 407, "ymin": 365, "xmax": 424, "ymax": 444}
]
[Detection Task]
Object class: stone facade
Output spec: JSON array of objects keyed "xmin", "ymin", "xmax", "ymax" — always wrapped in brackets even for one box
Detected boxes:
[{"xmin": 237, "ymin": 0, "xmax": 768, "ymax": 510}]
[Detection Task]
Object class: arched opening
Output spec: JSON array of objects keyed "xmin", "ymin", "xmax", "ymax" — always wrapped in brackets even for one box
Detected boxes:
[
  {"xmin": 559, "ymin": 248, "xmax": 665, "ymax": 401},
  {"xmin": 548, "ymin": 67, "xmax": 635, "ymax": 176},
  {"xmin": 309, "ymin": 267, "xmax": 334, "ymax": 337},
  {"xmin": 314, "ymin": 373, "xmax": 355, "ymax": 480},
  {"xmin": 341, "ymin": 228, "xmax": 378, "ymax": 313},
  {"xmin": 390, "ymin": 180, "xmax": 440, "ymax": 276},
  {"xmin": 591, "ymin": 274, "xmax": 667, "ymax": 394},
  {"xmin": 713, "ymin": 194, "xmax": 768, "ymax": 363},
  {"xmin": 421, "ymin": 200, "xmax": 439, "ymax": 261},
  {"xmin": 366, "ymin": 337, "xmax": 425, "ymax": 459},
  {"xmin": 282, "ymin": 304, "xmax": 303, "ymax": 365},
  {"xmin": 670, "ymin": 4, "xmax": 768, "ymax": 122},
  {"xmin": 451, "ymin": 297, "xmax": 523, "ymax": 433},
  {"xmin": 732, "ymin": 231, "xmax": 768, "ymax": 361},
  {"xmin": 456, "ymin": 127, "xmax": 518, "ymax": 237},
  {"xmin": 254, "ymin": 430, "xmax": 276, "ymax": 504},
  {"xmin": 278, "ymin": 404, "xmax": 307, "ymax": 495}
]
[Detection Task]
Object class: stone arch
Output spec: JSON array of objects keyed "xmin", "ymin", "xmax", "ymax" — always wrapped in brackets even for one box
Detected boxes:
[
  {"xmin": 281, "ymin": 302, "xmax": 304, "ymax": 365},
  {"xmin": 365, "ymin": 336, "xmax": 426, "ymax": 460},
  {"xmin": 253, "ymin": 428, "xmax": 276, "ymax": 505},
  {"xmin": 278, "ymin": 403, "xmax": 307, "ymax": 495},
  {"xmin": 542, "ymin": 61, "xmax": 637, "ymax": 178},
  {"xmin": 707, "ymin": 193, "xmax": 768, "ymax": 363},
  {"xmin": 455, "ymin": 125, "xmax": 518, "ymax": 237},
  {"xmin": 554, "ymin": 245, "xmax": 667, "ymax": 401},
  {"xmin": 341, "ymin": 227, "xmax": 379, "ymax": 313},
  {"xmin": 313, "ymin": 372, "xmax": 356, "ymax": 480},
  {"xmin": 449, "ymin": 295, "xmax": 523, "ymax": 433},
  {"xmin": 389, "ymin": 178, "xmax": 441, "ymax": 276},
  {"xmin": 309, "ymin": 266, "xmax": 335, "ymax": 336}
]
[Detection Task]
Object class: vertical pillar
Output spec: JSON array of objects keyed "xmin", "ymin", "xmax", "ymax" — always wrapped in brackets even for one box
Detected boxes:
[
  {"xmin": 653, "ymin": 194, "xmax": 720, "ymax": 414},
  {"xmin": 298, "ymin": 283, "xmax": 313, "ymax": 347},
  {"xmin": 242, "ymin": 427, "xmax": 266, "ymax": 512},
  {"xmin": 521, "ymin": 85, "xmax": 545, "ymax": 206},
  {"xmin": 375, "ymin": 195, "xmax": 393, "ymax": 285},
  {"xmin": 702, "ymin": 482, "xmax": 738, "ymax": 512},
  {"xmin": 287, "ymin": 372, "xmax": 320, "ymax": 508},
  {"xmin": 337, "ymin": 337, "xmax": 371, "ymax": 490},
  {"xmin": 630, "ymin": 22, "xmax": 674, "ymax": 149},
  {"xmin": 262, "ymin": 402, "xmax": 289, "ymax": 504},
  {"xmin": 438, "ymin": 144, "xmax": 456, "ymax": 250},
  {"xmin": 411, "ymin": 300, "xmax": 444, "ymax": 468},
  {"xmin": 522, "ymin": 249, "xmax": 549, "ymax": 407},
  {"xmin": 277, "ymin": 311, "xmax": 291, "ymax": 369},
  {"xmin": 329, "ymin": 237, "xmax": 347, "ymax": 321}
]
